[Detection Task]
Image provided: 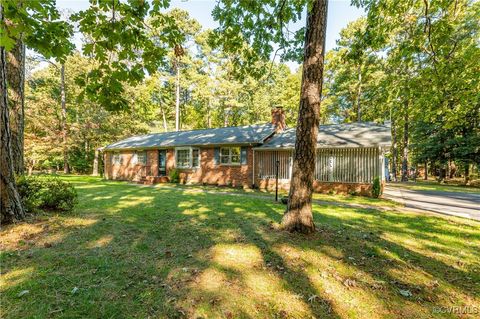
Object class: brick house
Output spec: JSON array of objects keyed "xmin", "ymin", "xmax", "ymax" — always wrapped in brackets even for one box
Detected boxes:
[{"xmin": 103, "ymin": 107, "xmax": 391, "ymax": 195}]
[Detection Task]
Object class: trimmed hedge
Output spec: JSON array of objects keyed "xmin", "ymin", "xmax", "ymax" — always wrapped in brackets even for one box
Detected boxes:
[{"xmin": 17, "ymin": 176, "xmax": 77, "ymax": 212}]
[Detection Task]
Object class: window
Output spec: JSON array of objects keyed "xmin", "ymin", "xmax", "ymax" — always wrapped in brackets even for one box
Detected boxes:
[
  {"xmin": 220, "ymin": 147, "xmax": 241, "ymax": 165},
  {"xmin": 112, "ymin": 152, "xmax": 122, "ymax": 165},
  {"xmin": 192, "ymin": 149, "xmax": 200, "ymax": 168},
  {"xmin": 132, "ymin": 151, "xmax": 147, "ymax": 165},
  {"xmin": 175, "ymin": 147, "xmax": 200, "ymax": 169}
]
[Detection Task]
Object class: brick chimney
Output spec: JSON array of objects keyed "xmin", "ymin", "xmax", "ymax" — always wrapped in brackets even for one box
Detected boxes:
[{"xmin": 271, "ymin": 106, "xmax": 286, "ymax": 133}]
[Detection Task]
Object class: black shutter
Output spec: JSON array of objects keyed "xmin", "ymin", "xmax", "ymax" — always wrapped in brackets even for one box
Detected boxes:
[
  {"xmin": 241, "ymin": 147, "xmax": 247, "ymax": 165},
  {"xmin": 214, "ymin": 148, "xmax": 220, "ymax": 165}
]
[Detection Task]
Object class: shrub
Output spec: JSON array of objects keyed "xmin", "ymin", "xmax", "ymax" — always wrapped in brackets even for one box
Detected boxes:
[
  {"xmin": 17, "ymin": 176, "xmax": 77, "ymax": 212},
  {"xmin": 169, "ymin": 169, "xmax": 180, "ymax": 183},
  {"xmin": 372, "ymin": 176, "xmax": 382, "ymax": 198}
]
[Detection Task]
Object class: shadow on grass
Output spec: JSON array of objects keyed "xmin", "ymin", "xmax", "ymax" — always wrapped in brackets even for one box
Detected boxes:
[{"xmin": 1, "ymin": 177, "xmax": 479, "ymax": 318}]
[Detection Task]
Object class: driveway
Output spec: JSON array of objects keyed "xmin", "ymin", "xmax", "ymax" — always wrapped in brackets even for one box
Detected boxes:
[{"xmin": 383, "ymin": 185, "xmax": 480, "ymax": 221}]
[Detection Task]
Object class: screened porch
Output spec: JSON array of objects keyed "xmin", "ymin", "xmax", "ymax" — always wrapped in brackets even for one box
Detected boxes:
[{"xmin": 254, "ymin": 147, "xmax": 384, "ymax": 184}]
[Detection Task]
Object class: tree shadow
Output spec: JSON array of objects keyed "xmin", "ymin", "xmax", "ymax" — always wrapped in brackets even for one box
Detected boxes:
[{"xmin": 1, "ymin": 178, "xmax": 479, "ymax": 318}]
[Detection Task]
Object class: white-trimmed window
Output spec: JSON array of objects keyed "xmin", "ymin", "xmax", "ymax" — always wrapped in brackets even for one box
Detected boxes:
[
  {"xmin": 132, "ymin": 151, "xmax": 147, "ymax": 165},
  {"xmin": 112, "ymin": 152, "xmax": 122, "ymax": 165},
  {"xmin": 175, "ymin": 147, "xmax": 200, "ymax": 169},
  {"xmin": 220, "ymin": 147, "xmax": 241, "ymax": 165}
]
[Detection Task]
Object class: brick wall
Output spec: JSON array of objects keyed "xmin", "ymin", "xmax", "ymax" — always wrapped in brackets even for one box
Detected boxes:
[
  {"xmin": 104, "ymin": 150, "xmax": 151, "ymax": 182},
  {"xmin": 105, "ymin": 147, "xmax": 255, "ymax": 188},
  {"xmin": 172, "ymin": 148, "xmax": 254, "ymax": 188},
  {"xmin": 104, "ymin": 147, "xmax": 378, "ymax": 196}
]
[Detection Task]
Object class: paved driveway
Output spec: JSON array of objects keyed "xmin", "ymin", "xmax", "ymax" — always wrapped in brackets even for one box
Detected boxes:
[{"xmin": 383, "ymin": 185, "xmax": 480, "ymax": 221}]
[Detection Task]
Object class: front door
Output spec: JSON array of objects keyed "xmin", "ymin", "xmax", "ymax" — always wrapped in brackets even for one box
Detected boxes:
[{"xmin": 158, "ymin": 150, "xmax": 167, "ymax": 176}]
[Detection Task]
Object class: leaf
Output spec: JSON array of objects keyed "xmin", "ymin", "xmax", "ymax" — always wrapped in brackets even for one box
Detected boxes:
[{"xmin": 399, "ymin": 289, "xmax": 412, "ymax": 297}]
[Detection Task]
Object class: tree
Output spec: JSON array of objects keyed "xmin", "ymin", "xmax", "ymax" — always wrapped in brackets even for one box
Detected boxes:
[
  {"xmin": 212, "ymin": 0, "xmax": 328, "ymax": 233},
  {"xmin": 282, "ymin": 0, "xmax": 328, "ymax": 233},
  {"xmin": 1, "ymin": 0, "xmax": 73, "ymax": 223},
  {"xmin": 1, "ymin": 5, "xmax": 25, "ymax": 223}
]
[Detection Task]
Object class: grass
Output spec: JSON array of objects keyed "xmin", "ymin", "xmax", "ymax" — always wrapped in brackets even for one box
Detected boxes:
[
  {"xmin": 1, "ymin": 176, "xmax": 479, "ymax": 318},
  {"xmin": 158, "ymin": 182, "xmax": 402, "ymax": 209},
  {"xmin": 391, "ymin": 180, "xmax": 480, "ymax": 194}
]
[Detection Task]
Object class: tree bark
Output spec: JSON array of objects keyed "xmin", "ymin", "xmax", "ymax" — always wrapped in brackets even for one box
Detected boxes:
[
  {"xmin": 356, "ymin": 63, "xmax": 362, "ymax": 122},
  {"xmin": 464, "ymin": 162, "xmax": 470, "ymax": 185},
  {"xmin": 160, "ymin": 102, "xmax": 168, "ymax": 132},
  {"xmin": 175, "ymin": 59, "xmax": 180, "ymax": 132},
  {"xmin": 282, "ymin": 0, "xmax": 328, "ymax": 234},
  {"xmin": 1, "ymin": 5, "xmax": 26, "ymax": 223},
  {"xmin": 401, "ymin": 101, "xmax": 409, "ymax": 182},
  {"xmin": 60, "ymin": 64, "xmax": 70, "ymax": 174},
  {"xmin": 391, "ymin": 117, "xmax": 398, "ymax": 182},
  {"xmin": 92, "ymin": 148, "xmax": 99, "ymax": 176},
  {"xmin": 6, "ymin": 37, "xmax": 25, "ymax": 175},
  {"xmin": 424, "ymin": 161, "xmax": 428, "ymax": 180}
]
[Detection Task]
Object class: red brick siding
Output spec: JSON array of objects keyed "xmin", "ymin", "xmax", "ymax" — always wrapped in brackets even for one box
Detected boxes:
[
  {"xmin": 105, "ymin": 147, "xmax": 254, "ymax": 188},
  {"xmin": 104, "ymin": 151, "xmax": 150, "ymax": 182}
]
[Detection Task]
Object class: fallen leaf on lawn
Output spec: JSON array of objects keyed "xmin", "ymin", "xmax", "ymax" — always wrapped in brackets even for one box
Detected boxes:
[
  {"xmin": 343, "ymin": 278, "xmax": 357, "ymax": 288},
  {"xmin": 308, "ymin": 294, "xmax": 319, "ymax": 303},
  {"xmin": 399, "ymin": 289, "xmax": 412, "ymax": 297}
]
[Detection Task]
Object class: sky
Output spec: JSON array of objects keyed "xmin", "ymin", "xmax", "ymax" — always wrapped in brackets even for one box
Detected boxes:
[{"xmin": 52, "ymin": 0, "xmax": 364, "ymax": 70}]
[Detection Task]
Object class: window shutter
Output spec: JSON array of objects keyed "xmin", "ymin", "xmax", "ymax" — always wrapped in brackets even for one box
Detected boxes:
[
  {"xmin": 214, "ymin": 148, "xmax": 220, "ymax": 165},
  {"xmin": 241, "ymin": 147, "xmax": 248, "ymax": 165}
]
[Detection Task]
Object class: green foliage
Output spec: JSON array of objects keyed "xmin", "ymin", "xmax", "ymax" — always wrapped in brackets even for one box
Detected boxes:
[
  {"xmin": 168, "ymin": 169, "xmax": 180, "ymax": 183},
  {"xmin": 16, "ymin": 176, "xmax": 77, "ymax": 212},
  {"xmin": 1, "ymin": 0, "xmax": 74, "ymax": 59},
  {"xmin": 72, "ymin": 0, "xmax": 182, "ymax": 110},
  {"xmin": 372, "ymin": 176, "xmax": 381, "ymax": 198},
  {"xmin": 211, "ymin": 0, "xmax": 309, "ymax": 76}
]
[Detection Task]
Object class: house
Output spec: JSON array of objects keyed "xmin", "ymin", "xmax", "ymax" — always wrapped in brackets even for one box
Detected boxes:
[{"xmin": 103, "ymin": 107, "xmax": 391, "ymax": 196}]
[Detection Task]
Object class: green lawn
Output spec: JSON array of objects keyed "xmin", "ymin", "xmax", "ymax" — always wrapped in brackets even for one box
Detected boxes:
[
  {"xmin": 1, "ymin": 176, "xmax": 479, "ymax": 318},
  {"xmin": 391, "ymin": 180, "xmax": 480, "ymax": 194}
]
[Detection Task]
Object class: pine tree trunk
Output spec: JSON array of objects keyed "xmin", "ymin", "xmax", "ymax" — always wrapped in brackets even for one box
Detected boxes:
[
  {"xmin": 391, "ymin": 118, "xmax": 398, "ymax": 182},
  {"xmin": 160, "ymin": 103, "xmax": 168, "ymax": 132},
  {"xmin": 0, "ymin": 9, "xmax": 26, "ymax": 223},
  {"xmin": 6, "ymin": 37, "xmax": 25, "ymax": 175},
  {"xmin": 424, "ymin": 161, "xmax": 428, "ymax": 180},
  {"xmin": 464, "ymin": 163, "xmax": 470, "ymax": 185},
  {"xmin": 282, "ymin": 0, "xmax": 328, "ymax": 234},
  {"xmin": 175, "ymin": 60, "xmax": 180, "ymax": 132},
  {"xmin": 60, "ymin": 64, "xmax": 70, "ymax": 174},
  {"xmin": 356, "ymin": 64, "xmax": 362, "ymax": 122},
  {"xmin": 401, "ymin": 101, "xmax": 409, "ymax": 182},
  {"xmin": 92, "ymin": 148, "xmax": 99, "ymax": 176}
]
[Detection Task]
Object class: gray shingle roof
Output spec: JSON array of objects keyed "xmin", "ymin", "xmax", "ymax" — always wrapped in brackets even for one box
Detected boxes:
[
  {"xmin": 105, "ymin": 123, "xmax": 276, "ymax": 150},
  {"xmin": 257, "ymin": 122, "xmax": 391, "ymax": 149}
]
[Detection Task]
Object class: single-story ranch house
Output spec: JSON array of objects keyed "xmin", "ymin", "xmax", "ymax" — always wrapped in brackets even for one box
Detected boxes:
[{"xmin": 103, "ymin": 108, "xmax": 391, "ymax": 196}]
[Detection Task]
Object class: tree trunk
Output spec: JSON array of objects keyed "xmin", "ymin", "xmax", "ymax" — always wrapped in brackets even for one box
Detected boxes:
[
  {"xmin": 401, "ymin": 101, "xmax": 408, "ymax": 182},
  {"xmin": 356, "ymin": 63, "xmax": 362, "ymax": 122},
  {"xmin": 464, "ymin": 163, "xmax": 470, "ymax": 185},
  {"xmin": 282, "ymin": 0, "xmax": 328, "ymax": 234},
  {"xmin": 0, "ymin": 8, "xmax": 26, "ymax": 223},
  {"xmin": 160, "ymin": 102, "xmax": 168, "ymax": 132},
  {"xmin": 6, "ymin": 37, "xmax": 25, "ymax": 175},
  {"xmin": 60, "ymin": 64, "xmax": 70, "ymax": 174},
  {"xmin": 175, "ymin": 59, "xmax": 180, "ymax": 132},
  {"xmin": 424, "ymin": 161, "xmax": 428, "ymax": 180},
  {"xmin": 391, "ymin": 118, "xmax": 398, "ymax": 182},
  {"xmin": 92, "ymin": 148, "xmax": 99, "ymax": 176}
]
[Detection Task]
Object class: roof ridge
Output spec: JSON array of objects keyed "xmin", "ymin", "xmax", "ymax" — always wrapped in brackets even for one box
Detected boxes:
[{"xmin": 131, "ymin": 122, "xmax": 274, "ymax": 138}]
